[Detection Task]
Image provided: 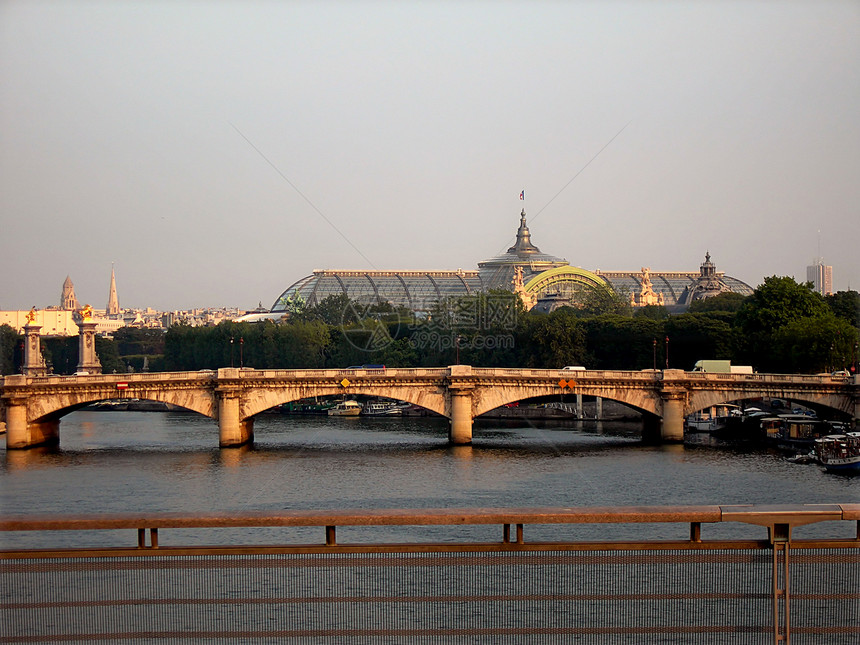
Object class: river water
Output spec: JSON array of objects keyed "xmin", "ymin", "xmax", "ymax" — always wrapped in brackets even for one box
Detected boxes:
[{"xmin": 1, "ymin": 410, "xmax": 857, "ymax": 548}]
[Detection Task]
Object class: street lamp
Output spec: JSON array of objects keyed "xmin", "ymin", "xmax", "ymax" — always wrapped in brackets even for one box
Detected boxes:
[
  {"xmin": 455, "ymin": 335, "xmax": 462, "ymax": 365},
  {"xmin": 239, "ymin": 337, "xmax": 244, "ymax": 368},
  {"xmin": 665, "ymin": 336, "xmax": 669, "ymax": 369},
  {"xmin": 230, "ymin": 337, "xmax": 234, "ymax": 368},
  {"xmin": 652, "ymin": 338, "xmax": 657, "ymax": 370}
]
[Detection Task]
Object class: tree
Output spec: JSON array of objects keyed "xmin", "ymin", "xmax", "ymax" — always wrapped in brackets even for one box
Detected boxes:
[
  {"xmin": 736, "ymin": 276, "xmax": 829, "ymax": 337},
  {"xmin": 826, "ymin": 290, "xmax": 860, "ymax": 329},
  {"xmin": 634, "ymin": 305, "xmax": 669, "ymax": 320},
  {"xmin": 575, "ymin": 283, "xmax": 631, "ymax": 317},
  {"xmin": 736, "ymin": 276, "xmax": 838, "ymax": 372},
  {"xmin": 581, "ymin": 315, "xmax": 663, "ymax": 370},
  {"xmin": 276, "ymin": 320, "xmax": 331, "ymax": 367},
  {"xmin": 771, "ymin": 314, "xmax": 859, "ymax": 374},
  {"xmin": 663, "ymin": 314, "xmax": 736, "ymax": 371},
  {"xmin": 42, "ymin": 336, "xmax": 78, "ymax": 375},
  {"xmin": 297, "ymin": 294, "xmax": 358, "ymax": 326},
  {"xmin": 0, "ymin": 324, "xmax": 21, "ymax": 375},
  {"xmin": 518, "ymin": 309, "xmax": 587, "ymax": 368},
  {"xmin": 687, "ymin": 292, "xmax": 747, "ymax": 314},
  {"xmin": 419, "ymin": 291, "xmax": 523, "ymax": 366},
  {"xmin": 113, "ymin": 327, "xmax": 165, "ymax": 356},
  {"xmin": 95, "ymin": 336, "xmax": 125, "ymax": 374}
]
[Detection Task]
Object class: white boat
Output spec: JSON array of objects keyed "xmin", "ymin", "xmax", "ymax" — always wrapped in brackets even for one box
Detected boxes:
[
  {"xmin": 814, "ymin": 433, "xmax": 860, "ymax": 474},
  {"xmin": 361, "ymin": 401, "xmax": 404, "ymax": 416},
  {"xmin": 327, "ymin": 400, "xmax": 363, "ymax": 416}
]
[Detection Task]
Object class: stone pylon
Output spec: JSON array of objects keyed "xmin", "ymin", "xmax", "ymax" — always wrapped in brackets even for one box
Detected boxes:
[
  {"xmin": 23, "ymin": 312, "xmax": 47, "ymax": 376},
  {"xmin": 76, "ymin": 307, "xmax": 102, "ymax": 374}
]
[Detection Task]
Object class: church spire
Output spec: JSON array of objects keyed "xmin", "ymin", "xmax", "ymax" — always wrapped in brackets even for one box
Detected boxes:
[
  {"xmin": 61, "ymin": 275, "xmax": 79, "ymax": 311},
  {"xmin": 107, "ymin": 264, "xmax": 120, "ymax": 316}
]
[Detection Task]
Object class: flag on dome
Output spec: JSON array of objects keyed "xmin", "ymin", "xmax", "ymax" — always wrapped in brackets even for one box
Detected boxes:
[{"xmin": 519, "ymin": 190, "xmax": 524, "ymax": 200}]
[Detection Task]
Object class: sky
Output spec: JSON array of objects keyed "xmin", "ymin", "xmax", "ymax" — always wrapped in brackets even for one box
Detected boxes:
[{"xmin": 1, "ymin": 1, "xmax": 858, "ymax": 312}]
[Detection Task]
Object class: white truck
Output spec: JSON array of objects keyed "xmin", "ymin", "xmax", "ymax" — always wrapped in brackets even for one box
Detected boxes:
[{"xmin": 692, "ymin": 360, "xmax": 754, "ymax": 374}]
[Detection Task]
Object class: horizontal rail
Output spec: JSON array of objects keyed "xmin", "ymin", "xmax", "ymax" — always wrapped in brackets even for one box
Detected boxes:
[
  {"xmin": 3, "ymin": 505, "xmax": 858, "ymax": 643},
  {"xmin": 2, "ymin": 504, "xmax": 857, "ymax": 533}
]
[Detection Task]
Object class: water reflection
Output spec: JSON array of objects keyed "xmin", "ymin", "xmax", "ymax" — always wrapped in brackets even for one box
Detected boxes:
[
  {"xmin": 0, "ymin": 410, "xmax": 856, "ymax": 543},
  {"xmin": 4, "ymin": 446, "xmax": 56, "ymax": 471},
  {"xmin": 217, "ymin": 443, "xmax": 254, "ymax": 469}
]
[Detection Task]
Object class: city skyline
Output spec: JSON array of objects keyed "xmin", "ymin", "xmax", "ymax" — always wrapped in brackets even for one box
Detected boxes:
[{"xmin": 2, "ymin": 1, "xmax": 858, "ymax": 311}]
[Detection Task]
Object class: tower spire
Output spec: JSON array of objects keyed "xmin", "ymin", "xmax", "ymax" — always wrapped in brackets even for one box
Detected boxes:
[
  {"xmin": 61, "ymin": 275, "xmax": 79, "ymax": 311},
  {"xmin": 507, "ymin": 209, "xmax": 541, "ymax": 255},
  {"xmin": 107, "ymin": 264, "xmax": 120, "ymax": 316}
]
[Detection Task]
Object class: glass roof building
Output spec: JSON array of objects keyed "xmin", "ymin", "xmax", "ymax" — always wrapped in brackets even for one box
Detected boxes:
[
  {"xmin": 477, "ymin": 210, "xmax": 570, "ymax": 289},
  {"xmin": 272, "ymin": 270, "xmax": 485, "ymax": 314},
  {"xmin": 270, "ymin": 212, "xmax": 754, "ymax": 315}
]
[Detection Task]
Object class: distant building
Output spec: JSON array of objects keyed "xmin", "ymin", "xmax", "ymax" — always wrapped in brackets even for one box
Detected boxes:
[
  {"xmin": 271, "ymin": 210, "xmax": 754, "ymax": 315},
  {"xmin": 107, "ymin": 265, "xmax": 120, "ymax": 316},
  {"xmin": 0, "ymin": 309, "xmax": 78, "ymax": 335},
  {"xmin": 807, "ymin": 260, "xmax": 833, "ymax": 296},
  {"xmin": 61, "ymin": 275, "xmax": 79, "ymax": 310}
]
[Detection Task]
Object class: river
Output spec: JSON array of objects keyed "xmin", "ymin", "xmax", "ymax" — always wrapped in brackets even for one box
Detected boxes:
[{"xmin": 1, "ymin": 410, "xmax": 857, "ymax": 548}]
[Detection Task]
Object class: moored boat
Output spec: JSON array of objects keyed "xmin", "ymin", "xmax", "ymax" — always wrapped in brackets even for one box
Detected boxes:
[
  {"xmin": 327, "ymin": 400, "xmax": 363, "ymax": 416},
  {"xmin": 361, "ymin": 401, "xmax": 405, "ymax": 416},
  {"xmin": 814, "ymin": 433, "xmax": 860, "ymax": 474},
  {"xmin": 685, "ymin": 404, "xmax": 741, "ymax": 433},
  {"xmin": 763, "ymin": 414, "xmax": 827, "ymax": 449}
]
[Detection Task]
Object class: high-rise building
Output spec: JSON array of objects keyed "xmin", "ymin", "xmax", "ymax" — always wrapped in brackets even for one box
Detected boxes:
[
  {"xmin": 107, "ymin": 265, "xmax": 120, "ymax": 316},
  {"xmin": 807, "ymin": 260, "xmax": 833, "ymax": 296}
]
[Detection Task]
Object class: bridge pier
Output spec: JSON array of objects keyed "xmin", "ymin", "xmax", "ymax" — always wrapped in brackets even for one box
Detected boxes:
[
  {"xmin": 660, "ymin": 391, "xmax": 685, "ymax": 442},
  {"xmin": 216, "ymin": 388, "xmax": 254, "ymax": 448},
  {"xmin": 4, "ymin": 398, "xmax": 59, "ymax": 449},
  {"xmin": 448, "ymin": 386, "xmax": 474, "ymax": 445}
]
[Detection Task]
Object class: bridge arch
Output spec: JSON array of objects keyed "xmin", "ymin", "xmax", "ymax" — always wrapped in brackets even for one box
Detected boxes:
[
  {"xmin": 25, "ymin": 388, "xmax": 216, "ymax": 424},
  {"xmin": 242, "ymin": 384, "xmax": 446, "ymax": 420},
  {"xmin": 472, "ymin": 383, "xmax": 661, "ymax": 418},
  {"xmin": 686, "ymin": 388, "xmax": 854, "ymax": 420}
]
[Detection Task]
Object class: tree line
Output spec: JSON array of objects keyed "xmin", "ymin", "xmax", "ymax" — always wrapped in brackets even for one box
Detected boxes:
[{"xmin": 1, "ymin": 277, "xmax": 857, "ymax": 375}]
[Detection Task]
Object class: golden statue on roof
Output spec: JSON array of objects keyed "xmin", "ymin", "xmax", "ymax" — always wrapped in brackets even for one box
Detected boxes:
[{"xmin": 80, "ymin": 304, "xmax": 94, "ymax": 321}]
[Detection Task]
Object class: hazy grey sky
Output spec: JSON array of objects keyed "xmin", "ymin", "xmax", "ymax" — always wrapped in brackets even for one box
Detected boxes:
[{"xmin": 2, "ymin": 1, "xmax": 858, "ymax": 311}]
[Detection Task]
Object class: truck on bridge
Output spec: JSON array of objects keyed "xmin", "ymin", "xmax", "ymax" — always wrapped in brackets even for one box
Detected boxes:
[{"xmin": 693, "ymin": 360, "xmax": 754, "ymax": 374}]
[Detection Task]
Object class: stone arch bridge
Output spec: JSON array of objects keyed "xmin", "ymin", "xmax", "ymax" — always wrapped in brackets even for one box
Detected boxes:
[{"xmin": 1, "ymin": 367, "xmax": 856, "ymax": 449}]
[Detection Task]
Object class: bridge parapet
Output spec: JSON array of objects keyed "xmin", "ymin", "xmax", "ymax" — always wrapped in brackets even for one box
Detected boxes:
[{"xmin": 2, "ymin": 368, "xmax": 856, "ymax": 450}]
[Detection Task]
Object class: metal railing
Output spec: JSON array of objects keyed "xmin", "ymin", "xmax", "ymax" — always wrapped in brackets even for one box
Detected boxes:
[{"xmin": 2, "ymin": 505, "xmax": 858, "ymax": 643}]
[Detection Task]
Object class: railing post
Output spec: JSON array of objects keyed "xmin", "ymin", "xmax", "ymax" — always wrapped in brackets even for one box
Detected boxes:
[{"xmin": 770, "ymin": 523, "xmax": 791, "ymax": 644}]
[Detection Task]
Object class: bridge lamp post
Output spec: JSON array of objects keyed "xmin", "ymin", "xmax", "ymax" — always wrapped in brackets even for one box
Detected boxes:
[
  {"xmin": 652, "ymin": 339, "xmax": 657, "ymax": 370},
  {"xmin": 455, "ymin": 335, "xmax": 462, "ymax": 365},
  {"xmin": 665, "ymin": 336, "xmax": 669, "ymax": 369},
  {"xmin": 240, "ymin": 337, "xmax": 244, "ymax": 368},
  {"xmin": 230, "ymin": 337, "xmax": 234, "ymax": 368}
]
